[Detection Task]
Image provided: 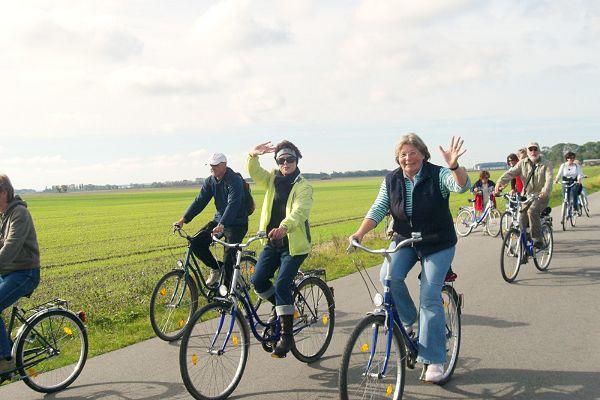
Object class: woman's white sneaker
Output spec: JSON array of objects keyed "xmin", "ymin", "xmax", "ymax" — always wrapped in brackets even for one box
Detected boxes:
[{"xmin": 423, "ymin": 363, "xmax": 444, "ymax": 383}]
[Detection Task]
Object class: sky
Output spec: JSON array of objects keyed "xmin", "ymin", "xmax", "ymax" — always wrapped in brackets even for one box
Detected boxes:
[{"xmin": 1, "ymin": 0, "xmax": 599, "ymax": 190}]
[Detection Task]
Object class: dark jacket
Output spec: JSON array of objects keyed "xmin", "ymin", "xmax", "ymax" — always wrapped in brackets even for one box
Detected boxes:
[
  {"xmin": 184, "ymin": 167, "xmax": 248, "ymax": 227},
  {"xmin": 385, "ymin": 162, "xmax": 457, "ymax": 256},
  {"xmin": 0, "ymin": 196, "xmax": 41, "ymax": 274}
]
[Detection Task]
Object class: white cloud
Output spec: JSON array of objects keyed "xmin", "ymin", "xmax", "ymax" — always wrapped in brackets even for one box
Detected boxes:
[
  {"xmin": 190, "ymin": 0, "xmax": 290, "ymax": 50},
  {"xmin": 109, "ymin": 66, "xmax": 214, "ymax": 95},
  {"xmin": 355, "ymin": 0, "xmax": 476, "ymax": 25},
  {"xmin": 232, "ymin": 85, "xmax": 286, "ymax": 122}
]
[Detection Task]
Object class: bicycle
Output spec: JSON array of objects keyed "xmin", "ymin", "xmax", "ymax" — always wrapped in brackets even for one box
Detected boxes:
[
  {"xmin": 179, "ymin": 232, "xmax": 335, "ymax": 400},
  {"xmin": 500, "ymin": 194, "xmax": 554, "ymax": 283},
  {"xmin": 455, "ymin": 193, "xmax": 501, "ymax": 237},
  {"xmin": 579, "ymin": 177, "xmax": 590, "ymax": 218},
  {"xmin": 500, "ymin": 194, "xmax": 519, "ymax": 240},
  {"xmin": 559, "ymin": 179, "xmax": 579, "ymax": 230},
  {"xmin": 149, "ymin": 226, "xmax": 257, "ymax": 342},
  {"xmin": 0, "ymin": 295, "xmax": 88, "ymax": 393},
  {"xmin": 339, "ymin": 234, "xmax": 462, "ymax": 400}
]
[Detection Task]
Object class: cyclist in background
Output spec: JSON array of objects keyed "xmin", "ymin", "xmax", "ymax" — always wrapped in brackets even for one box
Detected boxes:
[
  {"xmin": 348, "ymin": 134, "xmax": 470, "ymax": 383},
  {"xmin": 496, "ymin": 142, "xmax": 553, "ymax": 249},
  {"xmin": 173, "ymin": 153, "xmax": 248, "ymax": 287},
  {"xmin": 247, "ymin": 140, "xmax": 313, "ymax": 358},
  {"xmin": 0, "ymin": 174, "xmax": 41, "ymax": 374},
  {"xmin": 554, "ymin": 151, "xmax": 584, "ymax": 214},
  {"xmin": 471, "ymin": 170, "xmax": 496, "ymax": 215},
  {"xmin": 506, "ymin": 153, "xmax": 523, "ymax": 194}
]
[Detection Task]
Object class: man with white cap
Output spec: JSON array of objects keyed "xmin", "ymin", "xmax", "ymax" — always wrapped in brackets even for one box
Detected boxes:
[
  {"xmin": 495, "ymin": 142, "xmax": 553, "ymax": 248},
  {"xmin": 173, "ymin": 153, "xmax": 249, "ymax": 286}
]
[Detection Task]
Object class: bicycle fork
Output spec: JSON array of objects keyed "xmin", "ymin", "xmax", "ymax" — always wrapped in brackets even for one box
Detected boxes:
[{"xmin": 209, "ymin": 304, "xmax": 238, "ymax": 356}]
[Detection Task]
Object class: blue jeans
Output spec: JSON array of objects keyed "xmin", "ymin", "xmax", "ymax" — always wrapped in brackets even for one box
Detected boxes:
[
  {"xmin": 380, "ymin": 245, "xmax": 455, "ymax": 364},
  {"xmin": 0, "ymin": 269, "xmax": 40, "ymax": 359},
  {"xmin": 250, "ymin": 244, "xmax": 307, "ymax": 316}
]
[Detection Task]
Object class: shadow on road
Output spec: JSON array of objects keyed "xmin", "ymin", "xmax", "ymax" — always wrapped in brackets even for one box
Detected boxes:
[
  {"xmin": 461, "ymin": 314, "xmax": 529, "ymax": 329},
  {"xmin": 39, "ymin": 380, "xmax": 187, "ymax": 400}
]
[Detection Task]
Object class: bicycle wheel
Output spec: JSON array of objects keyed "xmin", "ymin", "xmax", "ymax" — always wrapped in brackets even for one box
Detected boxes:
[
  {"xmin": 485, "ymin": 209, "xmax": 501, "ymax": 237},
  {"xmin": 239, "ymin": 255, "xmax": 257, "ymax": 289},
  {"xmin": 534, "ymin": 224, "xmax": 553, "ymax": 271},
  {"xmin": 455, "ymin": 209, "xmax": 473, "ymax": 237},
  {"xmin": 570, "ymin": 205, "xmax": 578, "ymax": 227},
  {"xmin": 339, "ymin": 314, "xmax": 406, "ymax": 400},
  {"xmin": 500, "ymin": 228, "xmax": 523, "ymax": 283},
  {"xmin": 580, "ymin": 195, "xmax": 590, "ymax": 217},
  {"xmin": 150, "ymin": 269, "xmax": 199, "ymax": 341},
  {"xmin": 500, "ymin": 211, "xmax": 511, "ymax": 240},
  {"xmin": 17, "ymin": 309, "xmax": 88, "ymax": 393},
  {"xmin": 438, "ymin": 285, "xmax": 461, "ymax": 385},
  {"xmin": 180, "ymin": 301, "xmax": 249, "ymax": 400},
  {"xmin": 290, "ymin": 276, "xmax": 335, "ymax": 363},
  {"xmin": 561, "ymin": 202, "xmax": 567, "ymax": 231}
]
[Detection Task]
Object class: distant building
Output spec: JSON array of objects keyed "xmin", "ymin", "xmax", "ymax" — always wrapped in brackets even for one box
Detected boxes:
[
  {"xmin": 583, "ymin": 159, "xmax": 600, "ymax": 166},
  {"xmin": 472, "ymin": 162, "xmax": 506, "ymax": 171}
]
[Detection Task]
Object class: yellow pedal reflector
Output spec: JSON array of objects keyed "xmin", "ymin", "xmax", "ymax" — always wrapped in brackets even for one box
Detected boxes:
[
  {"xmin": 178, "ymin": 319, "xmax": 185, "ymax": 328},
  {"xmin": 322, "ymin": 315, "xmax": 329, "ymax": 325},
  {"xmin": 160, "ymin": 287, "xmax": 167, "ymax": 296},
  {"xmin": 191, "ymin": 354, "xmax": 198, "ymax": 366},
  {"xmin": 293, "ymin": 310, "xmax": 300, "ymax": 320},
  {"xmin": 386, "ymin": 384, "xmax": 394, "ymax": 397},
  {"xmin": 63, "ymin": 327, "xmax": 73, "ymax": 336},
  {"xmin": 249, "ymin": 266, "xmax": 254, "ymax": 274},
  {"xmin": 360, "ymin": 343, "xmax": 369, "ymax": 353},
  {"xmin": 27, "ymin": 368, "xmax": 38, "ymax": 378},
  {"xmin": 442, "ymin": 300, "xmax": 448, "ymax": 309},
  {"xmin": 232, "ymin": 335, "xmax": 239, "ymax": 346}
]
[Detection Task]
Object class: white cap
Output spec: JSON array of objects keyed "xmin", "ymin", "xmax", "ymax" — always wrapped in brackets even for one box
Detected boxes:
[{"xmin": 207, "ymin": 153, "xmax": 227, "ymax": 165}]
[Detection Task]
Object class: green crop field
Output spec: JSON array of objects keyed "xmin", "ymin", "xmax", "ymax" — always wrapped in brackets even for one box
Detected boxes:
[{"xmin": 8, "ymin": 166, "xmax": 600, "ymax": 359}]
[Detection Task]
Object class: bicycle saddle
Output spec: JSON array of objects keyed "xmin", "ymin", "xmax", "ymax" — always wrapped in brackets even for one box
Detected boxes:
[{"xmin": 541, "ymin": 207, "xmax": 552, "ymax": 216}]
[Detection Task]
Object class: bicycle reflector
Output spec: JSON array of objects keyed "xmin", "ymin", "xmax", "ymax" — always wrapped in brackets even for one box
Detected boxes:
[
  {"xmin": 373, "ymin": 293, "xmax": 384, "ymax": 307},
  {"xmin": 177, "ymin": 260, "xmax": 184, "ymax": 268},
  {"xmin": 78, "ymin": 310, "xmax": 88, "ymax": 324},
  {"xmin": 219, "ymin": 285, "xmax": 228, "ymax": 297}
]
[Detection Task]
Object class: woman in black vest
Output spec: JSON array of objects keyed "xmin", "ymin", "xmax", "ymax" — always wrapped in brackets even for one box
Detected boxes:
[{"xmin": 349, "ymin": 133, "xmax": 470, "ymax": 383}]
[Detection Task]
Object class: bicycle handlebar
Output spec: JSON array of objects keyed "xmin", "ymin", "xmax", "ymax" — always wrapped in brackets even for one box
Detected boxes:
[
  {"xmin": 347, "ymin": 232, "xmax": 423, "ymax": 255},
  {"xmin": 211, "ymin": 231, "xmax": 268, "ymax": 249}
]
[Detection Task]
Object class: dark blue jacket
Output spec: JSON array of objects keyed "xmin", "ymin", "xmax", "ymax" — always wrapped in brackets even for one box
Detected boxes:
[{"xmin": 183, "ymin": 167, "xmax": 248, "ymax": 227}]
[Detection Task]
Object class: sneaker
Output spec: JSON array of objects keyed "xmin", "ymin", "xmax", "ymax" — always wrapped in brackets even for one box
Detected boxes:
[
  {"xmin": 205, "ymin": 269, "xmax": 221, "ymax": 287},
  {"xmin": 0, "ymin": 358, "xmax": 15, "ymax": 374},
  {"xmin": 423, "ymin": 363, "xmax": 444, "ymax": 383}
]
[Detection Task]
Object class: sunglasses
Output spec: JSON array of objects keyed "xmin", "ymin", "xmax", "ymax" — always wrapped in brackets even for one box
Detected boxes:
[
  {"xmin": 276, "ymin": 156, "xmax": 297, "ymax": 165},
  {"xmin": 528, "ymin": 147, "xmax": 539, "ymax": 152}
]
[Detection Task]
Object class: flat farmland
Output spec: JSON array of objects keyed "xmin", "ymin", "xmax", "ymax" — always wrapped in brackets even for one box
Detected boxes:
[{"xmin": 14, "ymin": 167, "xmax": 600, "ymax": 356}]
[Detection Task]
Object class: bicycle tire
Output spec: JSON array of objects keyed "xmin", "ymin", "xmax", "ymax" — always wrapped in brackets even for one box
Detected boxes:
[
  {"xmin": 500, "ymin": 228, "xmax": 522, "ymax": 283},
  {"xmin": 150, "ymin": 269, "xmax": 199, "ymax": 341},
  {"xmin": 561, "ymin": 203, "xmax": 567, "ymax": 231},
  {"xmin": 534, "ymin": 224, "xmax": 553, "ymax": 271},
  {"xmin": 580, "ymin": 195, "xmax": 590, "ymax": 217},
  {"xmin": 339, "ymin": 314, "xmax": 406, "ymax": 400},
  {"xmin": 500, "ymin": 211, "xmax": 511, "ymax": 240},
  {"xmin": 455, "ymin": 209, "xmax": 473, "ymax": 237},
  {"xmin": 180, "ymin": 301, "xmax": 249, "ymax": 400},
  {"xmin": 17, "ymin": 309, "xmax": 88, "ymax": 393},
  {"xmin": 438, "ymin": 285, "xmax": 461, "ymax": 385},
  {"xmin": 570, "ymin": 205, "xmax": 577, "ymax": 227},
  {"xmin": 486, "ymin": 209, "xmax": 501, "ymax": 237},
  {"xmin": 290, "ymin": 276, "xmax": 335, "ymax": 363}
]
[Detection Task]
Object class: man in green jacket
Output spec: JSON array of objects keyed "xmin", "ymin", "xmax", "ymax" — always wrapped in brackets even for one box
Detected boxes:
[
  {"xmin": 0, "ymin": 174, "xmax": 41, "ymax": 373},
  {"xmin": 247, "ymin": 140, "xmax": 312, "ymax": 358}
]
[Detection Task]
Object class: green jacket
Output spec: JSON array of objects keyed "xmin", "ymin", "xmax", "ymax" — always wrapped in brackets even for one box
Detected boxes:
[
  {"xmin": 247, "ymin": 154, "xmax": 313, "ymax": 256},
  {"xmin": 0, "ymin": 196, "xmax": 41, "ymax": 275}
]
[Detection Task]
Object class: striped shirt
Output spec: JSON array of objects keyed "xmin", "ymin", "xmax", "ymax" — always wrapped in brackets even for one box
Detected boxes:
[{"xmin": 365, "ymin": 166, "xmax": 471, "ymax": 224}]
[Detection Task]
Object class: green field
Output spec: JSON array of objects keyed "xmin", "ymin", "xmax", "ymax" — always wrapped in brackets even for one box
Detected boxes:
[{"xmin": 10, "ymin": 166, "xmax": 600, "ymax": 357}]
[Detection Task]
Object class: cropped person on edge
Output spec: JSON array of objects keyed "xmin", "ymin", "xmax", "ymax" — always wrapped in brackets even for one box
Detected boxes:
[
  {"xmin": 247, "ymin": 140, "xmax": 313, "ymax": 358},
  {"xmin": 471, "ymin": 170, "xmax": 496, "ymax": 215},
  {"xmin": 0, "ymin": 174, "xmax": 41, "ymax": 373},
  {"xmin": 349, "ymin": 134, "xmax": 470, "ymax": 383},
  {"xmin": 495, "ymin": 142, "xmax": 553, "ymax": 249},
  {"xmin": 554, "ymin": 151, "xmax": 584, "ymax": 214},
  {"xmin": 173, "ymin": 153, "xmax": 248, "ymax": 287}
]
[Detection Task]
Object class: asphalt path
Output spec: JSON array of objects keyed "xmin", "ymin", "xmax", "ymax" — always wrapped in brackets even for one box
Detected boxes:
[{"xmin": 2, "ymin": 192, "xmax": 600, "ymax": 400}]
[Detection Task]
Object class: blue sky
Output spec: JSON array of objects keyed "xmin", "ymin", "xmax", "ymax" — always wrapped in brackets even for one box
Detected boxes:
[{"xmin": 1, "ymin": 0, "xmax": 599, "ymax": 190}]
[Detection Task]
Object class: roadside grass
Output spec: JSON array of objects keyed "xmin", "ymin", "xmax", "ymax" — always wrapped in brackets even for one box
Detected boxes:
[{"xmin": 7, "ymin": 166, "xmax": 599, "ymax": 361}]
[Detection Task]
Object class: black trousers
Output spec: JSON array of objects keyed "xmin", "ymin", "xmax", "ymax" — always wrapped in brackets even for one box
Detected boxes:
[{"xmin": 190, "ymin": 221, "xmax": 248, "ymax": 286}]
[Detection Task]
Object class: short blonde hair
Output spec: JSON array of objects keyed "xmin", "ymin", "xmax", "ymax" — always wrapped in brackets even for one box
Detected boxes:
[
  {"xmin": 517, "ymin": 148, "xmax": 527, "ymax": 160},
  {"xmin": 394, "ymin": 133, "xmax": 430, "ymax": 164},
  {"xmin": 0, "ymin": 174, "xmax": 15, "ymax": 202}
]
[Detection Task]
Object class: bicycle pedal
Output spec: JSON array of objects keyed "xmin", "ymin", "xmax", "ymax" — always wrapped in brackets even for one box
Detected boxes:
[{"xmin": 270, "ymin": 353, "xmax": 287, "ymax": 359}]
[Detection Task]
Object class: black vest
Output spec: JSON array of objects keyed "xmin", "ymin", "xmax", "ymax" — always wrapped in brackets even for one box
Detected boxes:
[{"xmin": 385, "ymin": 162, "xmax": 457, "ymax": 256}]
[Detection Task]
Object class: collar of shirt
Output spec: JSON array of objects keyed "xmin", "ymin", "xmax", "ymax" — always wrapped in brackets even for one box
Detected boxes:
[{"xmin": 402, "ymin": 165, "xmax": 424, "ymax": 185}]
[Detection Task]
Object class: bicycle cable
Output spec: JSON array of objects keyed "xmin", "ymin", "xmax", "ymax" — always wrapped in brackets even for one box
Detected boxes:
[{"xmin": 351, "ymin": 258, "xmax": 380, "ymax": 302}]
